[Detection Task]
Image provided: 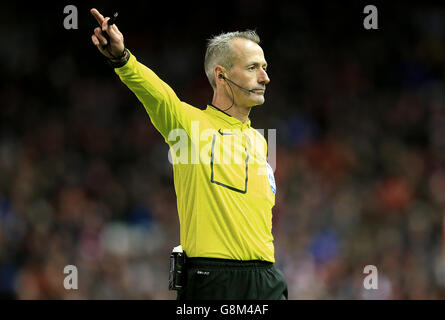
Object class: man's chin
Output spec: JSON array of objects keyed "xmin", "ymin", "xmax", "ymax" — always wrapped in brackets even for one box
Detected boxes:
[{"xmin": 249, "ymin": 96, "xmax": 265, "ymax": 107}]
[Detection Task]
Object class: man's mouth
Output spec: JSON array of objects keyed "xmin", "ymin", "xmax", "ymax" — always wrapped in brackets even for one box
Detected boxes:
[{"xmin": 252, "ymin": 88, "xmax": 265, "ymax": 94}]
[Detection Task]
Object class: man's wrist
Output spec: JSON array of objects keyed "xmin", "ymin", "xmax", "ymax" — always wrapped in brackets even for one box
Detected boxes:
[{"xmin": 107, "ymin": 48, "xmax": 130, "ymax": 68}]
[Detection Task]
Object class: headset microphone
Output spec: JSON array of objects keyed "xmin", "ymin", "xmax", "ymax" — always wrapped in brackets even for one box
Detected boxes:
[
  {"xmin": 219, "ymin": 74, "xmax": 260, "ymax": 94},
  {"xmin": 217, "ymin": 74, "xmax": 264, "ymax": 112}
]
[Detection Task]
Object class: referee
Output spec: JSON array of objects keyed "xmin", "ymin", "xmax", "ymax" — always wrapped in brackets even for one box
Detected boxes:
[{"xmin": 90, "ymin": 8, "xmax": 288, "ymax": 300}]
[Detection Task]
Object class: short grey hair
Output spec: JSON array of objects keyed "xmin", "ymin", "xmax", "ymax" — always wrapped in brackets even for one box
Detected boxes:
[{"xmin": 204, "ymin": 30, "xmax": 260, "ymax": 89}]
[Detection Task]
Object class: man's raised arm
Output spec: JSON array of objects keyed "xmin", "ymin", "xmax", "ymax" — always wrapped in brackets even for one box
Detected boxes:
[{"xmin": 90, "ymin": 8, "xmax": 194, "ymax": 141}]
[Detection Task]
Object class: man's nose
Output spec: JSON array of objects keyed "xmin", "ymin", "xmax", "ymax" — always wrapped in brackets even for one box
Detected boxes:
[{"xmin": 258, "ymin": 69, "xmax": 270, "ymax": 85}]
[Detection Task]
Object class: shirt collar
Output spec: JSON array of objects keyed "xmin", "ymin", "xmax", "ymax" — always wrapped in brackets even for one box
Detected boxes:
[{"xmin": 205, "ymin": 104, "xmax": 251, "ymax": 129}]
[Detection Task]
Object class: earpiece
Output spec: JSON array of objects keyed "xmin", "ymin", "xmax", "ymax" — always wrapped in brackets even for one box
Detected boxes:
[{"xmin": 218, "ymin": 74, "xmax": 224, "ymax": 79}]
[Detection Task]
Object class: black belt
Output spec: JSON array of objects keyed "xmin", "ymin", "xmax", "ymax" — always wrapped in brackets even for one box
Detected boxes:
[{"xmin": 186, "ymin": 257, "xmax": 273, "ymax": 269}]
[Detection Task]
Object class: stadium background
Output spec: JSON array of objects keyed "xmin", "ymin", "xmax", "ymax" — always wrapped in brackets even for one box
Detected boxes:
[{"xmin": 1, "ymin": 1, "xmax": 445, "ymax": 299}]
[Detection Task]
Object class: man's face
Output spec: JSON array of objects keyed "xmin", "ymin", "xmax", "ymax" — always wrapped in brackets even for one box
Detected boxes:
[{"xmin": 226, "ymin": 38, "xmax": 270, "ymax": 107}]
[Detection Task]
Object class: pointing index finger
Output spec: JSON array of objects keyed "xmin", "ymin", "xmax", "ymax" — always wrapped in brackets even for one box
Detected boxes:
[{"xmin": 90, "ymin": 8, "xmax": 105, "ymax": 26}]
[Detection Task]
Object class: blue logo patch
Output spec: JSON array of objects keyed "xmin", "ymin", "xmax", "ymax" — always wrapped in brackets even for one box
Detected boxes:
[{"xmin": 266, "ymin": 162, "xmax": 276, "ymax": 195}]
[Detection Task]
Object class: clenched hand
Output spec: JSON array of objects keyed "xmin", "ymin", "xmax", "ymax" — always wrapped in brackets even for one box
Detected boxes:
[{"xmin": 90, "ymin": 8, "xmax": 125, "ymax": 60}]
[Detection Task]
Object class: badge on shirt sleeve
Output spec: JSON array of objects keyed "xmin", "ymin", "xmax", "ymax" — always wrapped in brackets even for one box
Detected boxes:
[{"xmin": 266, "ymin": 162, "xmax": 276, "ymax": 195}]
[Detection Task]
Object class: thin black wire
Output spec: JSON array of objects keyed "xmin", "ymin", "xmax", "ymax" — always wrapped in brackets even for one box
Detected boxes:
[{"xmin": 221, "ymin": 79, "xmax": 235, "ymax": 112}]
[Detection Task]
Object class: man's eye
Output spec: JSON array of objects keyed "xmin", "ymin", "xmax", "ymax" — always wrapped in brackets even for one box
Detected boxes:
[{"xmin": 248, "ymin": 66, "xmax": 256, "ymax": 70}]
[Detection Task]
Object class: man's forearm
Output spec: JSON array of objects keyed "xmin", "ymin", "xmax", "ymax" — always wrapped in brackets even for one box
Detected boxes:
[{"xmin": 114, "ymin": 52, "xmax": 191, "ymax": 139}]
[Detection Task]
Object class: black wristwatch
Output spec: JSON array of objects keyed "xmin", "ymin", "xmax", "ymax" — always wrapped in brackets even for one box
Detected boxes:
[{"xmin": 107, "ymin": 48, "xmax": 130, "ymax": 68}]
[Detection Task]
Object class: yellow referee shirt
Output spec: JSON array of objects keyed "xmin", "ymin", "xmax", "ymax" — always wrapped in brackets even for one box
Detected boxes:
[{"xmin": 115, "ymin": 53, "xmax": 276, "ymax": 262}]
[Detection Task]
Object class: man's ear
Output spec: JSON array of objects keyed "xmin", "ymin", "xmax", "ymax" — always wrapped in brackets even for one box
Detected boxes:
[{"xmin": 214, "ymin": 65, "xmax": 226, "ymax": 85}]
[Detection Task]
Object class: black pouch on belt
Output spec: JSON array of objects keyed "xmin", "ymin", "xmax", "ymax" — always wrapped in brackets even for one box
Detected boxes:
[{"xmin": 168, "ymin": 245, "xmax": 187, "ymax": 291}]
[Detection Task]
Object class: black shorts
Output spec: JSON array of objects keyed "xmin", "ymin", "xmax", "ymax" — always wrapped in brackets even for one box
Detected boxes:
[{"xmin": 177, "ymin": 257, "xmax": 288, "ymax": 300}]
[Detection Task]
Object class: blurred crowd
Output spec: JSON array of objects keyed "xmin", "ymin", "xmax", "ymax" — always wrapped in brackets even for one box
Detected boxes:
[{"xmin": 2, "ymin": 2, "xmax": 445, "ymax": 299}]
